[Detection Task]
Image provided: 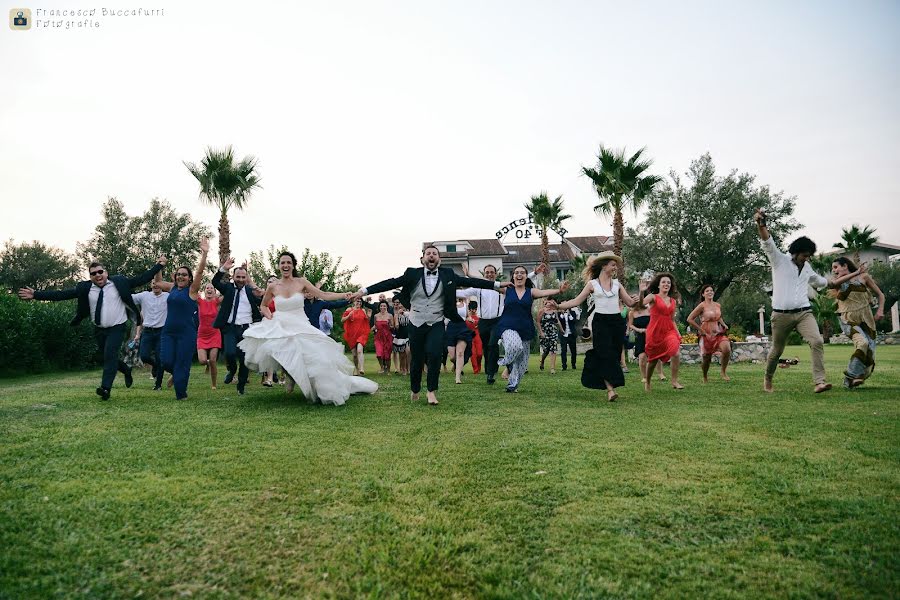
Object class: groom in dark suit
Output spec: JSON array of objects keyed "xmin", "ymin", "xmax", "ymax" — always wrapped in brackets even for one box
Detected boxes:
[
  {"xmin": 354, "ymin": 245, "xmax": 507, "ymax": 405},
  {"xmin": 212, "ymin": 257, "xmax": 263, "ymax": 395},
  {"xmin": 18, "ymin": 256, "xmax": 167, "ymax": 400}
]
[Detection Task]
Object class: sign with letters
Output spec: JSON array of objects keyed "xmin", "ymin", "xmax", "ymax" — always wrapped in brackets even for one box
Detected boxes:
[{"xmin": 495, "ymin": 215, "xmax": 567, "ymax": 242}]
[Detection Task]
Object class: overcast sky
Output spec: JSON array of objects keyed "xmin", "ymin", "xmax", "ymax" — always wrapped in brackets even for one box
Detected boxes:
[{"xmin": 2, "ymin": 0, "xmax": 898, "ymax": 285}]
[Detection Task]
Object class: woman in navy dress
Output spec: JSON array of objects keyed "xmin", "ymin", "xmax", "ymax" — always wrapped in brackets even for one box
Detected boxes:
[
  {"xmin": 494, "ymin": 265, "xmax": 569, "ymax": 393},
  {"xmin": 155, "ymin": 238, "xmax": 209, "ymax": 400}
]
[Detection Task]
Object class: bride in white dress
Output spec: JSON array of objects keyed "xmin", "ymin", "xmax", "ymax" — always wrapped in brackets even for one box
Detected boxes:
[{"xmin": 238, "ymin": 252, "xmax": 377, "ymax": 405}]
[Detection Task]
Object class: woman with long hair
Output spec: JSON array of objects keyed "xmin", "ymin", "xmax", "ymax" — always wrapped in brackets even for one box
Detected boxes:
[
  {"xmin": 444, "ymin": 297, "xmax": 474, "ymax": 384},
  {"xmin": 494, "ymin": 266, "xmax": 569, "ymax": 393},
  {"xmin": 558, "ymin": 252, "xmax": 639, "ymax": 402},
  {"xmin": 154, "ymin": 238, "xmax": 209, "ymax": 400},
  {"xmin": 827, "ymin": 257, "xmax": 884, "ymax": 388},
  {"xmin": 640, "ymin": 272, "xmax": 684, "ymax": 391},
  {"xmin": 686, "ymin": 284, "xmax": 732, "ymax": 383},
  {"xmin": 627, "ymin": 295, "xmax": 668, "ymax": 385},
  {"xmin": 537, "ymin": 298, "xmax": 562, "ymax": 374}
]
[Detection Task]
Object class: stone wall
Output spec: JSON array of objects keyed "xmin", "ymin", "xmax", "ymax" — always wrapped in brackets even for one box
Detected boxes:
[{"xmin": 575, "ymin": 341, "xmax": 771, "ymax": 364}]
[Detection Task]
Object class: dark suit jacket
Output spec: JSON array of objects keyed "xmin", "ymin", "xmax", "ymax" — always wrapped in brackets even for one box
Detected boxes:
[
  {"xmin": 365, "ymin": 267, "xmax": 495, "ymax": 323},
  {"xmin": 33, "ymin": 263, "xmax": 163, "ymax": 327},
  {"xmin": 212, "ymin": 270, "xmax": 263, "ymax": 329}
]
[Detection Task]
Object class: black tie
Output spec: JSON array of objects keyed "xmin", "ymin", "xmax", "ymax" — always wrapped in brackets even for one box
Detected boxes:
[
  {"xmin": 230, "ymin": 287, "xmax": 241, "ymax": 324},
  {"xmin": 427, "ymin": 271, "xmax": 437, "ymax": 276},
  {"xmin": 94, "ymin": 286, "xmax": 104, "ymax": 326}
]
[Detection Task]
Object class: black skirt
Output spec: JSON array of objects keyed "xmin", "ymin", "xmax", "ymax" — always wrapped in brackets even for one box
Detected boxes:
[{"xmin": 581, "ymin": 313, "xmax": 626, "ymax": 390}]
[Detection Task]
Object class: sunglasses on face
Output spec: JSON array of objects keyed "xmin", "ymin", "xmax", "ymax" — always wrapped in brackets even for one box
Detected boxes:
[{"xmin": 90, "ymin": 270, "xmax": 105, "ymax": 276}]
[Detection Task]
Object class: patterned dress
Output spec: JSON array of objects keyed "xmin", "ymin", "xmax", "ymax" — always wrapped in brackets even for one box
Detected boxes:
[
  {"xmin": 539, "ymin": 311, "xmax": 560, "ymax": 353},
  {"xmin": 835, "ymin": 279, "xmax": 877, "ymax": 386}
]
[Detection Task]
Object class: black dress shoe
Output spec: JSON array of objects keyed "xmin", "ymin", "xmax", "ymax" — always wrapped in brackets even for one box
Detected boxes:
[
  {"xmin": 562, "ymin": 366, "xmax": 568, "ymax": 371},
  {"xmin": 96, "ymin": 387, "xmax": 110, "ymax": 401},
  {"xmin": 153, "ymin": 385, "xmax": 162, "ymax": 391},
  {"xmin": 223, "ymin": 371, "xmax": 235, "ymax": 384},
  {"xmin": 486, "ymin": 376, "xmax": 495, "ymax": 385},
  {"xmin": 124, "ymin": 368, "xmax": 134, "ymax": 388},
  {"xmin": 236, "ymin": 383, "xmax": 246, "ymax": 395},
  {"xmin": 505, "ymin": 385, "xmax": 518, "ymax": 393}
]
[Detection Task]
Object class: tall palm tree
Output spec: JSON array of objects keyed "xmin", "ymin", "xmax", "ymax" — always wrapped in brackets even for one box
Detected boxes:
[
  {"xmin": 833, "ymin": 224, "xmax": 878, "ymax": 265},
  {"xmin": 582, "ymin": 145, "xmax": 662, "ymax": 275},
  {"xmin": 524, "ymin": 192, "xmax": 571, "ymax": 272},
  {"xmin": 184, "ymin": 146, "xmax": 262, "ymax": 265}
]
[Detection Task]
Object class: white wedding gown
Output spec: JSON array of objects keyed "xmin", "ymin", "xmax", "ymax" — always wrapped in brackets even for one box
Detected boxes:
[{"xmin": 238, "ymin": 293, "xmax": 377, "ymax": 405}]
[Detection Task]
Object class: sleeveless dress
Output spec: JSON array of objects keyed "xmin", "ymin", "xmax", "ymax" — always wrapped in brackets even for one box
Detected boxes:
[
  {"xmin": 466, "ymin": 315, "xmax": 483, "ymax": 374},
  {"xmin": 373, "ymin": 318, "xmax": 393, "ymax": 360},
  {"xmin": 581, "ymin": 280, "xmax": 626, "ymax": 390},
  {"xmin": 645, "ymin": 296, "xmax": 681, "ymax": 363},
  {"xmin": 632, "ymin": 314, "xmax": 650, "ymax": 356},
  {"xmin": 197, "ymin": 297, "xmax": 222, "ymax": 349},
  {"xmin": 495, "ymin": 287, "xmax": 535, "ymax": 341},
  {"xmin": 239, "ymin": 294, "xmax": 378, "ymax": 405},
  {"xmin": 697, "ymin": 302, "xmax": 727, "ymax": 356},
  {"xmin": 539, "ymin": 311, "xmax": 560, "ymax": 353}
]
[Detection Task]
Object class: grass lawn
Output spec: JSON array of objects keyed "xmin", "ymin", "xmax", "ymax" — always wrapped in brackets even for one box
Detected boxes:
[{"xmin": 1, "ymin": 345, "xmax": 898, "ymax": 599}]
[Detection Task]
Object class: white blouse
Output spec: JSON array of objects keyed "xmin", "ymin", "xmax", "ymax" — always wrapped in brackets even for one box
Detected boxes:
[{"xmin": 591, "ymin": 279, "xmax": 620, "ymax": 315}]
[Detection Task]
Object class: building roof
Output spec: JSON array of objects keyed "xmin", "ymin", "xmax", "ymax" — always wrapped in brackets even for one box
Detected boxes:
[
  {"xmin": 566, "ymin": 236, "xmax": 613, "ymax": 253},
  {"xmin": 467, "ymin": 238, "xmax": 508, "ymax": 256}
]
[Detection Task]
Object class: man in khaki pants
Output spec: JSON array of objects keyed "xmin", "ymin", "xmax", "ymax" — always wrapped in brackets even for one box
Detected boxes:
[{"xmin": 755, "ymin": 209, "xmax": 832, "ymax": 393}]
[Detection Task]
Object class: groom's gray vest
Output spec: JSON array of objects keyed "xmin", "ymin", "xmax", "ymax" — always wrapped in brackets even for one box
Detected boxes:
[{"xmin": 409, "ymin": 280, "xmax": 444, "ymax": 327}]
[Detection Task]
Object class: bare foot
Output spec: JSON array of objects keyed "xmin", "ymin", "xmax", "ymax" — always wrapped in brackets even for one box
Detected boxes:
[
  {"xmin": 607, "ymin": 390, "xmax": 618, "ymax": 402},
  {"xmin": 411, "ymin": 392, "xmax": 419, "ymax": 402},
  {"xmin": 814, "ymin": 382, "xmax": 832, "ymax": 394},
  {"xmin": 286, "ymin": 377, "xmax": 296, "ymax": 393},
  {"xmin": 721, "ymin": 372, "xmax": 731, "ymax": 382},
  {"xmin": 427, "ymin": 391, "xmax": 439, "ymax": 405},
  {"xmin": 672, "ymin": 382, "xmax": 685, "ymax": 390},
  {"xmin": 211, "ymin": 386, "xmax": 217, "ymax": 390},
  {"xmin": 644, "ymin": 380, "xmax": 651, "ymax": 392},
  {"xmin": 763, "ymin": 377, "xmax": 774, "ymax": 393},
  {"xmin": 702, "ymin": 376, "xmax": 709, "ymax": 384}
]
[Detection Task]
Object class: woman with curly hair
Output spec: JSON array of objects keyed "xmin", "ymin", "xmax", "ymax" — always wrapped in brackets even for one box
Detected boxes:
[
  {"xmin": 640, "ymin": 272, "xmax": 684, "ymax": 391},
  {"xmin": 686, "ymin": 284, "xmax": 731, "ymax": 383}
]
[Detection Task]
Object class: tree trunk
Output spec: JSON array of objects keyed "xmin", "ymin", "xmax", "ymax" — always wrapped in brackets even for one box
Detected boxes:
[
  {"xmin": 218, "ymin": 211, "xmax": 231, "ymax": 267},
  {"xmin": 541, "ymin": 229, "xmax": 550, "ymax": 282},
  {"xmin": 613, "ymin": 209, "xmax": 624, "ymax": 279}
]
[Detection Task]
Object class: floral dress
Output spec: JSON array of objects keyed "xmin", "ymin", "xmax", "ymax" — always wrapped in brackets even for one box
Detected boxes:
[{"xmin": 539, "ymin": 311, "xmax": 560, "ymax": 353}]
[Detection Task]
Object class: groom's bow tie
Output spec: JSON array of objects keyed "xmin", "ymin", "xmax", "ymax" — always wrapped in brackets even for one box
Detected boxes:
[{"xmin": 426, "ymin": 270, "xmax": 438, "ymax": 276}]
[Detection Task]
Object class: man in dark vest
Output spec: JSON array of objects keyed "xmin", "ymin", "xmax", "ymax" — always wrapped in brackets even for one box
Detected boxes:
[
  {"xmin": 354, "ymin": 245, "xmax": 507, "ymax": 405},
  {"xmin": 18, "ymin": 256, "xmax": 167, "ymax": 400},
  {"xmin": 212, "ymin": 257, "xmax": 262, "ymax": 395}
]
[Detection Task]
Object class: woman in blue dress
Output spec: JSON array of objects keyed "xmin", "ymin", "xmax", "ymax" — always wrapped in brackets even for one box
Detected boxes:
[
  {"xmin": 154, "ymin": 238, "xmax": 209, "ymax": 400},
  {"xmin": 495, "ymin": 265, "xmax": 569, "ymax": 393}
]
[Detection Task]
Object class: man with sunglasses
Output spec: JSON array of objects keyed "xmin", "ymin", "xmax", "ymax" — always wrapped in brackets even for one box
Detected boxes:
[{"xmin": 18, "ymin": 255, "xmax": 168, "ymax": 400}]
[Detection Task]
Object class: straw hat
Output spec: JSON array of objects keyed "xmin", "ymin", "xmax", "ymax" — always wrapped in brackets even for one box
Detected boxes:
[{"xmin": 589, "ymin": 250, "xmax": 623, "ymax": 266}]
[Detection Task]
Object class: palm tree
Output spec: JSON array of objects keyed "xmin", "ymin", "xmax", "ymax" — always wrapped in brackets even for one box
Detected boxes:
[
  {"xmin": 524, "ymin": 192, "xmax": 572, "ymax": 273},
  {"xmin": 582, "ymin": 145, "xmax": 662, "ymax": 275},
  {"xmin": 811, "ymin": 292, "xmax": 839, "ymax": 343},
  {"xmin": 184, "ymin": 146, "xmax": 262, "ymax": 265},
  {"xmin": 833, "ymin": 224, "xmax": 878, "ymax": 265}
]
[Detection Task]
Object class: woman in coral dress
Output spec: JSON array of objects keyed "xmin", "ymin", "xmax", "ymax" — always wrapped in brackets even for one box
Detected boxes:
[
  {"xmin": 342, "ymin": 298, "xmax": 371, "ymax": 375},
  {"xmin": 687, "ymin": 284, "xmax": 732, "ymax": 383},
  {"xmin": 642, "ymin": 272, "xmax": 684, "ymax": 391},
  {"xmin": 465, "ymin": 302, "xmax": 483, "ymax": 375},
  {"xmin": 196, "ymin": 282, "xmax": 223, "ymax": 389}
]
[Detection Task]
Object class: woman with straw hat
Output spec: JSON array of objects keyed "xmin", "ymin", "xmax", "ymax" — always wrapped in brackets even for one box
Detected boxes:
[{"xmin": 558, "ymin": 251, "xmax": 639, "ymax": 402}]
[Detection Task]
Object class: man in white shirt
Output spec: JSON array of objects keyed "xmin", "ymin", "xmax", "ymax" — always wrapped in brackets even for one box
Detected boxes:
[
  {"xmin": 755, "ymin": 209, "xmax": 831, "ymax": 393},
  {"xmin": 132, "ymin": 280, "xmax": 169, "ymax": 390}
]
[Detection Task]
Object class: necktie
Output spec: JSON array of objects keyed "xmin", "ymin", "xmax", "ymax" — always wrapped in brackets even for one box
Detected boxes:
[
  {"xmin": 230, "ymin": 287, "xmax": 241, "ymax": 324},
  {"xmin": 94, "ymin": 286, "xmax": 104, "ymax": 326}
]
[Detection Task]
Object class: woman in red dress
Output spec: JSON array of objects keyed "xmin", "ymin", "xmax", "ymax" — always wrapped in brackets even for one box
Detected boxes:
[
  {"xmin": 196, "ymin": 282, "xmax": 223, "ymax": 389},
  {"xmin": 641, "ymin": 272, "xmax": 684, "ymax": 391},
  {"xmin": 373, "ymin": 300, "xmax": 394, "ymax": 374},
  {"xmin": 465, "ymin": 301, "xmax": 483, "ymax": 375},
  {"xmin": 342, "ymin": 298, "xmax": 371, "ymax": 375}
]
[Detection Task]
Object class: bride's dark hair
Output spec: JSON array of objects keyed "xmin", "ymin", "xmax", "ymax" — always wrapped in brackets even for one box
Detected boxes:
[{"xmin": 278, "ymin": 251, "xmax": 300, "ymax": 277}]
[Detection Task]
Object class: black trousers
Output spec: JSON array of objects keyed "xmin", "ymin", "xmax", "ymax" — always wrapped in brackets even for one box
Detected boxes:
[
  {"xmin": 560, "ymin": 332, "xmax": 578, "ymax": 368},
  {"xmin": 139, "ymin": 327, "xmax": 164, "ymax": 387},
  {"xmin": 222, "ymin": 323, "xmax": 250, "ymax": 386},
  {"xmin": 409, "ymin": 321, "xmax": 446, "ymax": 393},
  {"xmin": 478, "ymin": 317, "xmax": 500, "ymax": 378},
  {"xmin": 94, "ymin": 323, "xmax": 129, "ymax": 390}
]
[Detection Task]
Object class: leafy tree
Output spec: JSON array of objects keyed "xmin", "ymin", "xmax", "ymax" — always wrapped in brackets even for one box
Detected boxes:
[
  {"xmin": 0, "ymin": 239, "xmax": 82, "ymax": 292},
  {"xmin": 717, "ymin": 285, "xmax": 771, "ymax": 335},
  {"xmin": 623, "ymin": 153, "xmax": 801, "ymax": 319},
  {"xmin": 77, "ymin": 197, "xmax": 212, "ymax": 280},
  {"xmin": 811, "ymin": 292, "xmax": 839, "ymax": 342},
  {"xmin": 248, "ymin": 246, "xmax": 358, "ymax": 293},
  {"xmin": 833, "ymin": 224, "xmax": 878, "ymax": 265},
  {"xmin": 184, "ymin": 146, "xmax": 261, "ymax": 265},
  {"xmin": 524, "ymin": 192, "xmax": 571, "ymax": 277},
  {"xmin": 582, "ymin": 145, "xmax": 662, "ymax": 273},
  {"xmin": 869, "ymin": 261, "xmax": 900, "ymax": 330}
]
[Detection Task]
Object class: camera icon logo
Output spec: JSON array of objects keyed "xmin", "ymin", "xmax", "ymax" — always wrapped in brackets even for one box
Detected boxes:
[{"xmin": 10, "ymin": 8, "xmax": 31, "ymax": 30}]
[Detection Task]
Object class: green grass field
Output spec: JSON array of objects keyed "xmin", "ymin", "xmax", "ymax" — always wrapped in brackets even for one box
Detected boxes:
[{"xmin": 1, "ymin": 346, "xmax": 898, "ymax": 599}]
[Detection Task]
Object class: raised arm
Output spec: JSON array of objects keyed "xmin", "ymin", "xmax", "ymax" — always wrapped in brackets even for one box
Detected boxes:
[
  {"xmin": 21, "ymin": 284, "xmax": 80, "ymax": 302},
  {"xmin": 127, "ymin": 255, "xmax": 167, "ymax": 288},
  {"xmin": 531, "ymin": 280, "xmax": 570, "ymax": 299},
  {"xmin": 212, "ymin": 258, "xmax": 234, "ymax": 294},
  {"xmin": 827, "ymin": 262, "xmax": 867, "ymax": 289},
  {"xmin": 301, "ymin": 277, "xmax": 350, "ymax": 302},
  {"xmin": 356, "ymin": 272, "xmax": 409, "ymax": 299},
  {"xmin": 618, "ymin": 284, "xmax": 638, "ymax": 308},
  {"xmin": 188, "ymin": 238, "xmax": 209, "ymax": 300},
  {"xmin": 754, "ymin": 208, "xmax": 770, "ymax": 241},
  {"xmin": 557, "ymin": 282, "xmax": 592, "ymax": 310},
  {"xmin": 454, "ymin": 273, "xmax": 500, "ymax": 291}
]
